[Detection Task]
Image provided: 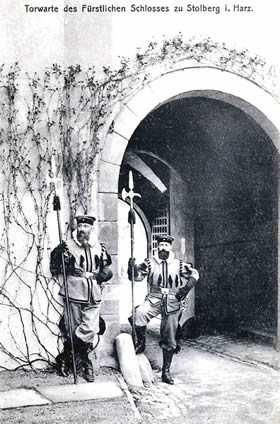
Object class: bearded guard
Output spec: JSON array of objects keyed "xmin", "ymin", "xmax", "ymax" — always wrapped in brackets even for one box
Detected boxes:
[
  {"xmin": 50, "ymin": 215, "xmax": 113, "ymax": 382},
  {"xmin": 128, "ymin": 235, "xmax": 199, "ymax": 384}
]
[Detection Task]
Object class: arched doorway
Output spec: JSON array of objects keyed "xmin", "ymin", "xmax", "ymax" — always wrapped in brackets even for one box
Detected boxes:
[
  {"xmin": 97, "ymin": 66, "xmax": 280, "ymax": 354},
  {"xmin": 120, "ymin": 96, "xmax": 277, "ymax": 336}
]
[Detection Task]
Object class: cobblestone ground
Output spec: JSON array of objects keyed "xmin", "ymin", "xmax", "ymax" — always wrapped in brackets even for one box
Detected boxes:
[
  {"xmin": 146, "ymin": 318, "xmax": 280, "ymax": 370},
  {"xmin": 184, "ymin": 334, "xmax": 280, "ymax": 370},
  {"xmin": 131, "ymin": 374, "xmax": 195, "ymax": 422},
  {"xmin": 1, "ymin": 330, "xmax": 280, "ymax": 423},
  {"xmin": 132, "ymin": 330, "xmax": 280, "ymax": 423}
]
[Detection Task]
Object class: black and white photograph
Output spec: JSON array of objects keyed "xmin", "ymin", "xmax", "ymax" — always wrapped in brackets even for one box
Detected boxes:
[{"xmin": 0, "ymin": 1, "xmax": 280, "ymax": 422}]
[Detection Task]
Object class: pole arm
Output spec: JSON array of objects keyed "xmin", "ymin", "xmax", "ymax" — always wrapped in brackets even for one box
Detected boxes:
[
  {"xmin": 121, "ymin": 171, "xmax": 141, "ymax": 348},
  {"xmin": 51, "ymin": 190, "xmax": 78, "ymax": 384},
  {"xmin": 130, "ymin": 209, "xmax": 136, "ymax": 346}
]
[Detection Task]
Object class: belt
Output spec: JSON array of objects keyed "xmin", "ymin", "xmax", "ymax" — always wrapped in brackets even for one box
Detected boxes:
[{"xmin": 150, "ymin": 287, "xmax": 177, "ymax": 296}]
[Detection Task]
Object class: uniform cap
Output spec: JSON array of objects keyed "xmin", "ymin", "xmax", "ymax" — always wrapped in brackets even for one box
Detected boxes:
[
  {"xmin": 75, "ymin": 215, "xmax": 96, "ymax": 226},
  {"xmin": 156, "ymin": 235, "xmax": 174, "ymax": 244}
]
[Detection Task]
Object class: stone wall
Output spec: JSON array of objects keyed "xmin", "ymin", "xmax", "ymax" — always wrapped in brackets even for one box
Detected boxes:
[{"xmin": 195, "ymin": 208, "xmax": 277, "ymax": 333}]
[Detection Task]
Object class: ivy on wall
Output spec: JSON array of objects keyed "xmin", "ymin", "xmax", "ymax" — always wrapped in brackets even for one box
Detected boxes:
[{"xmin": 0, "ymin": 36, "xmax": 277, "ymax": 370}]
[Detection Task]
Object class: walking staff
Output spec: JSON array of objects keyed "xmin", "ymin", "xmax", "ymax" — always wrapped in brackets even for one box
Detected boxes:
[{"xmin": 121, "ymin": 171, "xmax": 141, "ymax": 346}]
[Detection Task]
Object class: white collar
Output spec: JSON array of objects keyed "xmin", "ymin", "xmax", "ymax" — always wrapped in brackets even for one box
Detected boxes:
[{"xmin": 154, "ymin": 250, "xmax": 175, "ymax": 264}]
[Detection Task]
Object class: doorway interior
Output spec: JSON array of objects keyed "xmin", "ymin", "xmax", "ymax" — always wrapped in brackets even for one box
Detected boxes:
[{"xmin": 118, "ymin": 95, "xmax": 278, "ymax": 341}]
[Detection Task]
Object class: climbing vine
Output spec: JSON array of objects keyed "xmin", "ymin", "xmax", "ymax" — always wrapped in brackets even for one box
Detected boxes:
[{"xmin": 0, "ymin": 35, "xmax": 278, "ymax": 370}]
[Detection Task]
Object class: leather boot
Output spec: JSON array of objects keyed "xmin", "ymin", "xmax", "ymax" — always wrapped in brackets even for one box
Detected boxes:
[
  {"xmin": 56, "ymin": 339, "xmax": 72, "ymax": 377},
  {"xmin": 135, "ymin": 326, "xmax": 146, "ymax": 354},
  {"xmin": 74, "ymin": 350, "xmax": 83, "ymax": 376},
  {"xmin": 161, "ymin": 349, "xmax": 175, "ymax": 385},
  {"xmin": 81, "ymin": 343, "xmax": 95, "ymax": 382},
  {"xmin": 68, "ymin": 336, "xmax": 82, "ymax": 376}
]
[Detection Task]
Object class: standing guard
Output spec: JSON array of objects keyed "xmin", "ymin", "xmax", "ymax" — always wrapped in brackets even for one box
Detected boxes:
[
  {"xmin": 128, "ymin": 235, "xmax": 199, "ymax": 384},
  {"xmin": 50, "ymin": 215, "xmax": 113, "ymax": 382}
]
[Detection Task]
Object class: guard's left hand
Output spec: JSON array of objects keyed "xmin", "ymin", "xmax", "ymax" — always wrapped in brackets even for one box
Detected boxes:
[{"xmin": 175, "ymin": 292, "xmax": 184, "ymax": 301}]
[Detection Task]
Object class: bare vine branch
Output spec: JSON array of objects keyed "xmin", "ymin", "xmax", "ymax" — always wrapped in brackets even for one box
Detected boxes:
[{"xmin": 0, "ymin": 36, "xmax": 278, "ymax": 371}]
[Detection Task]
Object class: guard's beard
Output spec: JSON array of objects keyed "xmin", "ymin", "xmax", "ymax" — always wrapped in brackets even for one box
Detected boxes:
[
  {"xmin": 77, "ymin": 231, "xmax": 90, "ymax": 246},
  {"xmin": 158, "ymin": 250, "xmax": 169, "ymax": 260}
]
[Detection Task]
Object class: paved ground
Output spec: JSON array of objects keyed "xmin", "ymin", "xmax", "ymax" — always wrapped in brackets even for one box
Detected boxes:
[
  {"xmin": 1, "ymin": 326, "xmax": 280, "ymax": 423},
  {"xmin": 184, "ymin": 334, "xmax": 280, "ymax": 370},
  {"xmin": 146, "ymin": 317, "xmax": 280, "ymax": 371},
  {"xmin": 139, "ymin": 340, "xmax": 280, "ymax": 423},
  {"xmin": 0, "ymin": 372, "xmax": 137, "ymax": 424},
  {"xmin": 1, "ymin": 397, "xmax": 136, "ymax": 424}
]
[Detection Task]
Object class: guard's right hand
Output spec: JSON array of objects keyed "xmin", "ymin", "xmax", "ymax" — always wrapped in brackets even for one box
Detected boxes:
[
  {"xmin": 50, "ymin": 241, "xmax": 72, "ymax": 275},
  {"xmin": 175, "ymin": 292, "xmax": 184, "ymax": 302},
  {"xmin": 128, "ymin": 257, "xmax": 136, "ymax": 269},
  {"xmin": 55, "ymin": 241, "xmax": 68, "ymax": 254}
]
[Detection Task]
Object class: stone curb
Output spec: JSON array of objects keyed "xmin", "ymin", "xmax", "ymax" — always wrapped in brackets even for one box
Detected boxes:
[{"xmin": 116, "ymin": 375, "xmax": 143, "ymax": 421}]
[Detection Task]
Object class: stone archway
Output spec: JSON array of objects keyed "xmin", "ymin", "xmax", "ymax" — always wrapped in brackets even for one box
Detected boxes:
[{"xmin": 97, "ymin": 66, "xmax": 280, "ymax": 359}]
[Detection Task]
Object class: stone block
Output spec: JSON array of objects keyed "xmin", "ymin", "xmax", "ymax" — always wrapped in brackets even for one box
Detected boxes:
[
  {"xmin": 101, "ymin": 132, "xmax": 128, "ymax": 166},
  {"xmin": 113, "ymin": 105, "xmax": 142, "ymax": 140},
  {"xmin": 148, "ymin": 70, "xmax": 192, "ymax": 106},
  {"xmin": 137, "ymin": 353, "xmax": 154, "ymax": 384},
  {"xmin": 102, "ymin": 283, "xmax": 121, "ymax": 300},
  {"xmin": 101, "ymin": 313, "xmax": 119, "ymax": 323},
  {"xmin": 101, "ymin": 299, "xmax": 120, "ymax": 315},
  {"xmin": 98, "ymin": 102, "xmax": 123, "ymax": 148},
  {"xmin": 99, "ymin": 346, "xmax": 118, "ymax": 368},
  {"xmin": 98, "ymin": 192, "xmax": 118, "ymax": 222},
  {"xmin": 98, "ymin": 221, "xmax": 118, "ymax": 254},
  {"xmin": 98, "ymin": 160, "xmax": 120, "ymax": 194},
  {"xmin": 37, "ymin": 379, "xmax": 124, "ymax": 403},
  {"xmin": 124, "ymin": 84, "xmax": 157, "ymax": 122},
  {"xmin": 115, "ymin": 333, "xmax": 143, "ymax": 387},
  {"xmin": 100, "ymin": 320, "xmax": 120, "ymax": 345},
  {"xmin": 99, "ymin": 319, "xmax": 120, "ymax": 368},
  {"xmin": 0, "ymin": 388, "xmax": 50, "ymax": 409}
]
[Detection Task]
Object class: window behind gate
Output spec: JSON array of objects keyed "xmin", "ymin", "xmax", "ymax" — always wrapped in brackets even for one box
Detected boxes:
[{"xmin": 151, "ymin": 208, "xmax": 169, "ymax": 255}]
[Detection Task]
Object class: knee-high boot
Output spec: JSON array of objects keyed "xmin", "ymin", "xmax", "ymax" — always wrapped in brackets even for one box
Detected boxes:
[
  {"xmin": 135, "ymin": 326, "xmax": 146, "ymax": 354},
  {"xmin": 81, "ymin": 342, "xmax": 95, "ymax": 382},
  {"xmin": 72, "ymin": 337, "xmax": 84, "ymax": 376},
  {"xmin": 161, "ymin": 349, "xmax": 175, "ymax": 385},
  {"xmin": 56, "ymin": 338, "xmax": 72, "ymax": 377}
]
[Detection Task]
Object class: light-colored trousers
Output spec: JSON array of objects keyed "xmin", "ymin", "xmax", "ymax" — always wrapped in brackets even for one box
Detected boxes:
[
  {"xmin": 64, "ymin": 302, "xmax": 101, "ymax": 345},
  {"xmin": 135, "ymin": 298, "xmax": 181, "ymax": 351}
]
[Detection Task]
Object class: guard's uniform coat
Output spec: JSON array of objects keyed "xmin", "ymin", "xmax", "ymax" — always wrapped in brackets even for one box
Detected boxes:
[
  {"xmin": 131, "ymin": 251, "xmax": 199, "ymax": 351},
  {"xmin": 50, "ymin": 232, "xmax": 112, "ymax": 344}
]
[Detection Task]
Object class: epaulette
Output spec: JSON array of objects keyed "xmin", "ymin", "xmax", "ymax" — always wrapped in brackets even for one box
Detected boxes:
[
  {"xmin": 100, "ymin": 243, "xmax": 107, "ymax": 252},
  {"xmin": 99, "ymin": 242, "xmax": 112, "ymax": 266},
  {"xmin": 145, "ymin": 258, "xmax": 152, "ymax": 272},
  {"xmin": 180, "ymin": 259, "xmax": 184, "ymax": 273},
  {"xmin": 100, "ymin": 243, "xmax": 108, "ymax": 260}
]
